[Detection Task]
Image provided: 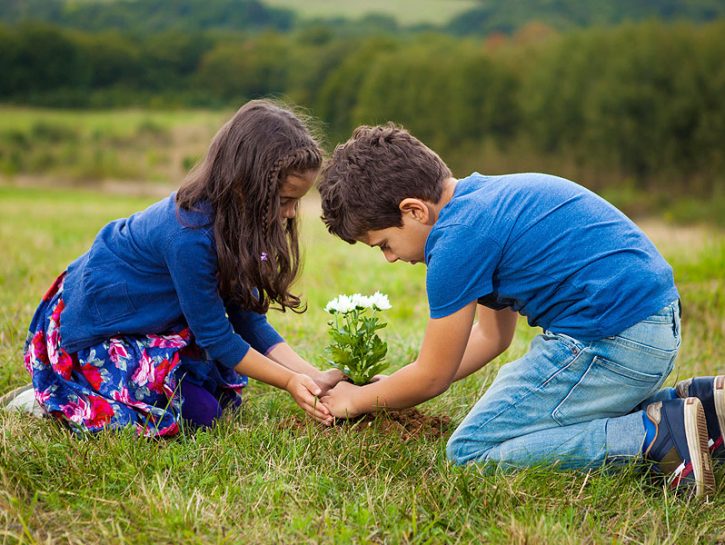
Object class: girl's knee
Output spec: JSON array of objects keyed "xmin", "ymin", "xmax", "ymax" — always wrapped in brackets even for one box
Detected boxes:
[{"xmin": 179, "ymin": 381, "xmax": 223, "ymax": 428}]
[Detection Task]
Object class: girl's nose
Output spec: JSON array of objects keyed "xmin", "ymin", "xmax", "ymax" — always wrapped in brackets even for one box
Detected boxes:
[{"xmin": 383, "ymin": 249, "xmax": 398, "ymax": 263}]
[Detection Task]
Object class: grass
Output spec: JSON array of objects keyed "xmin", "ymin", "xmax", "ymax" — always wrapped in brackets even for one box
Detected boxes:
[
  {"xmin": 0, "ymin": 185, "xmax": 724, "ymax": 544},
  {"xmin": 263, "ymin": 0, "xmax": 479, "ymax": 26}
]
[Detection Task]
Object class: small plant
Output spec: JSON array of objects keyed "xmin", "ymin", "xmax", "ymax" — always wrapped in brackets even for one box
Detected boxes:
[{"xmin": 323, "ymin": 292, "xmax": 391, "ymax": 385}]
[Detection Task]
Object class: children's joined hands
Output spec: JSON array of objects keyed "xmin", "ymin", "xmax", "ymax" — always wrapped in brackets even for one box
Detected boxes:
[
  {"xmin": 285, "ymin": 373, "xmax": 334, "ymax": 425},
  {"xmin": 313, "ymin": 368, "xmax": 346, "ymax": 395},
  {"xmin": 321, "ymin": 381, "xmax": 362, "ymax": 419}
]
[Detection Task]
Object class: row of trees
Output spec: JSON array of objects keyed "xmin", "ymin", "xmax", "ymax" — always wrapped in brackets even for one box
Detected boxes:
[{"xmin": 0, "ymin": 20, "xmax": 723, "ymax": 194}]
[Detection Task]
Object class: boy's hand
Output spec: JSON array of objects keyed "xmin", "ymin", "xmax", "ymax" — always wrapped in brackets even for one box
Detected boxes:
[
  {"xmin": 370, "ymin": 374, "xmax": 389, "ymax": 383},
  {"xmin": 313, "ymin": 368, "xmax": 346, "ymax": 395},
  {"xmin": 320, "ymin": 381, "xmax": 362, "ymax": 419},
  {"xmin": 285, "ymin": 373, "xmax": 334, "ymax": 425}
]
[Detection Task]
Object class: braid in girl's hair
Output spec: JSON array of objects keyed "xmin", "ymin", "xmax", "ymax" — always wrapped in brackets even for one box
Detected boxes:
[
  {"xmin": 263, "ymin": 157, "xmax": 287, "ymax": 240},
  {"xmin": 263, "ymin": 148, "xmax": 323, "ymax": 232}
]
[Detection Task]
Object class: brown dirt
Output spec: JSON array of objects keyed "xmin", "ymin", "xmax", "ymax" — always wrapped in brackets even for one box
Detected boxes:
[{"xmin": 278, "ymin": 407, "xmax": 452, "ymax": 441}]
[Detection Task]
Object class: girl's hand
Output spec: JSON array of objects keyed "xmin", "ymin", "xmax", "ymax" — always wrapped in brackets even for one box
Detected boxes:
[
  {"xmin": 313, "ymin": 368, "xmax": 346, "ymax": 395},
  {"xmin": 320, "ymin": 381, "xmax": 362, "ymax": 419},
  {"xmin": 285, "ymin": 373, "xmax": 333, "ymax": 425},
  {"xmin": 369, "ymin": 373, "xmax": 389, "ymax": 383}
]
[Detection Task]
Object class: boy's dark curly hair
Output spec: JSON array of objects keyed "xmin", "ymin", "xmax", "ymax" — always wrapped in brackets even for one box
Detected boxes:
[{"xmin": 318, "ymin": 124, "xmax": 451, "ymax": 244}]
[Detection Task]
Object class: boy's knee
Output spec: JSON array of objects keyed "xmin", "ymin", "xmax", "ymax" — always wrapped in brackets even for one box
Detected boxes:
[
  {"xmin": 446, "ymin": 428, "xmax": 494, "ymax": 465},
  {"xmin": 446, "ymin": 434, "xmax": 467, "ymax": 465}
]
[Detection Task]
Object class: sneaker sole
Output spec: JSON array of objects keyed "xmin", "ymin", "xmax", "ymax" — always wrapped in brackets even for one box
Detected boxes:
[
  {"xmin": 683, "ymin": 397, "xmax": 715, "ymax": 498},
  {"xmin": 0, "ymin": 383, "xmax": 45, "ymax": 418},
  {"xmin": 0, "ymin": 384, "xmax": 34, "ymax": 407},
  {"xmin": 714, "ymin": 376, "xmax": 725, "ymax": 450},
  {"xmin": 676, "ymin": 376, "xmax": 725, "ymax": 459}
]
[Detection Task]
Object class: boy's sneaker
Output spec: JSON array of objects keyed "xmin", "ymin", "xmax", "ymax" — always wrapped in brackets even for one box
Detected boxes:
[
  {"xmin": 0, "ymin": 383, "xmax": 45, "ymax": 418},
  {"xmin": 644, "ymin": 398, "xmax": 715, "ymax": 498},
  {"xmin": 675, "ymin": 376, "xmax": 725, "ymax": 461}
]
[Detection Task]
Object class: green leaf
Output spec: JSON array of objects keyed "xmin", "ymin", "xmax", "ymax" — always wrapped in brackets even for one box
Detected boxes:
[{"xmin": 323, "ymin": 305, "xmax": 390, "ymax": 386}]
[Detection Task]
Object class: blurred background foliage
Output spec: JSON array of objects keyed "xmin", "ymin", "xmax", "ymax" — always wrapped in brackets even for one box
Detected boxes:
[{"xmin": 0, "ymin": 0, "xmax": 723, "ymax": 223}]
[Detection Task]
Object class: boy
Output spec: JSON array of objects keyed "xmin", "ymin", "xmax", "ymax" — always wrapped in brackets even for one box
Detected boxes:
[{"xmin": 318, "ymin": 124, "xmax": 724, "ymax": 498}]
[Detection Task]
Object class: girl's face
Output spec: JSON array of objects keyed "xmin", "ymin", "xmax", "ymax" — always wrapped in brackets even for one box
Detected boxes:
[{"xmin": 279, "ymin": 169, "xmax": 318, "ymax": 220}]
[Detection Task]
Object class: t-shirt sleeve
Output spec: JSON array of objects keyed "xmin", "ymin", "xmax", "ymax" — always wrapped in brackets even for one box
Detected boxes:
[
  {"xmin": 226, "ymin": 304, "xmax": 284, "ymax": 355},
  {"xmin": 426, "ymin": 224, "xmax": 503, "ymax": 319},
  {"xmin": 163, "ymin": 230, "xmax": 250, "ymax": 368}
]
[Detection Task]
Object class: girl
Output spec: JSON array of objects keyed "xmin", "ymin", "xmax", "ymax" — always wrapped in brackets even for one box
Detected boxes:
[{"xmin": 10, "ymin": 100, "xmax": 342, "ymax": 435}]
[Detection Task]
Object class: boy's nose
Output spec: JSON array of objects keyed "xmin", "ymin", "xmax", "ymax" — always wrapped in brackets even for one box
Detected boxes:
[{"xmin": 383, "ymin": 250, "xmax": 398, "ymax": 263}]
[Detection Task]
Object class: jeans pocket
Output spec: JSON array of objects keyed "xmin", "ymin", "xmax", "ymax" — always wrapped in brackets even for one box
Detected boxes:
[
  {"xmin": 593, "ymin": 356, "xmax": 663, "ymax": 384},
  {"xmin": 551, "ymin": 355, "xmax": 667, "ymax": 426}
]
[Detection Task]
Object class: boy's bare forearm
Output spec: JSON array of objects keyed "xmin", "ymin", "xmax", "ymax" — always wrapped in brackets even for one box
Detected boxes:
[
  {"xmin": 454, "ymin": 308, "xmax": 517, "ymax": 382},
  {"xmin": 348, "ymin": 302, "xmax": 478, "ymax": 414},
  {"xmin": 351, "ymin": 361, "xmax": 450, "ymax": 412},
  {"xmin": 453, "ymin": 330, "xmax": 506, "ymax": 381}
]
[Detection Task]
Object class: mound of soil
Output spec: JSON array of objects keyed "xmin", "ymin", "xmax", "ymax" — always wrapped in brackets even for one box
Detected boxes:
[{"xmin": 279, "ymin": 408, "xmax": 452, "ymax": 441}]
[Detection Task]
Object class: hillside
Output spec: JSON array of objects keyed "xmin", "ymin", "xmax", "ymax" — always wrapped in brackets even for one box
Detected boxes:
[
  {"xmin": 1, "ymin": 0, "xmax": 722, "ymax": 33},
  {"xmin": 446, "ymin": 0, "xmax": 725, "ymax": 35}
]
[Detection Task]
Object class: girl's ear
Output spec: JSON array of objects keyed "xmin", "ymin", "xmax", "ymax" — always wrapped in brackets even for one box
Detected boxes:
[{"xmin": 399, "ymin": 198, "xmax": 430, "ymax": 224}]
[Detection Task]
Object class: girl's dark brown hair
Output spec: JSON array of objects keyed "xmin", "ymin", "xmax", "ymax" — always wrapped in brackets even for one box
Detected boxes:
[{"xmin": 176, "ymin": 99, "xmax": 322, "ymax": 313}]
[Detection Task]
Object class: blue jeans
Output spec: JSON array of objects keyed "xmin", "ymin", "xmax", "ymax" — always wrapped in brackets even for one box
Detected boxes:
[{"xmin": 447, "ymin": 300, "xmax": 681, "ymax": 469}]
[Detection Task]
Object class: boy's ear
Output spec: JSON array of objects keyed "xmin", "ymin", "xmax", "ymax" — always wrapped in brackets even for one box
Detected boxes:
[{"xmin": 399, "ymin": 198, "xmax": 431, "ymax": 224}]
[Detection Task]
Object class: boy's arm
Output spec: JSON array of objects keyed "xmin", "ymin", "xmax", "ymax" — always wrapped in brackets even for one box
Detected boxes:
[
  {"xmin": 453, "ymin": 306, "xmax": 518, "ymax": 381},
  {"xmin": 321, "ymin": 301, "xmax": 478, "ymax": 417}
]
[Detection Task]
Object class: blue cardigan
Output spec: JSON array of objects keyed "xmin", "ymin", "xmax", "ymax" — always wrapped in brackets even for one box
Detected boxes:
[{"xmin": 59, "ymin": 193, "xmax": 283, "ymax": 368}]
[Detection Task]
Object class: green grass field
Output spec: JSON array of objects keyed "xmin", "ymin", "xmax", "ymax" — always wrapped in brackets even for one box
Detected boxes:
[
  {"xmin": 1, "ymin": 186, "xmax": 724, "ymax": 544},
  {"xmin": 263, "ymin": 0, "xmax": 479, "ymax": 26}
]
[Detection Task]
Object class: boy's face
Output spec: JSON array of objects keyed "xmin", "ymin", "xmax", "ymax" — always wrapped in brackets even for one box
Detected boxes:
[{"xmin": 360, "ymin": 202, "xmax": 433, "ymax": 264}]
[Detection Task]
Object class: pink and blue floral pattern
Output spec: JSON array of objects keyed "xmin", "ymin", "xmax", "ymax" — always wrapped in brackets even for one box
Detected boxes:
[{"xmin": 23, "ymin": 273, "xmax": 246, "ymax": 436}]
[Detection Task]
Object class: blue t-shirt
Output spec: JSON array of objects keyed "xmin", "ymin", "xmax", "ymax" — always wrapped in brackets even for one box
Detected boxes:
[
  {"xmin": 425, "ymin": 173, "xmax": 678, "ymax": 341},
  {"xmin": 60, "ymin": 193, "xmax": 283, "ymax": 368}
]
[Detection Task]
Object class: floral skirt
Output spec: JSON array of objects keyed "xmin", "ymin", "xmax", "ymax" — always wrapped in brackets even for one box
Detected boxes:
[{"xmin": 23, "ymin": 273, "xmax": 246, "ymax": 436}]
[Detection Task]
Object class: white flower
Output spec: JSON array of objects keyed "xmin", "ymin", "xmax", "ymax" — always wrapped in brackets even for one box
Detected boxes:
[
  {"xmin": 369, "ymin": 291, "xmax": 391, "ymax": 311},
  {"xmin": 325, "ymin": 292, "xmax": 390, "ymax": 314},
  {"xmin": 351, "ymin": 293, "xmax": 372, "ymax": 309},
  {"xmin": 324, "ymin": 297, "xmax": 340, "ymax": 314},
  {"xmin": 325, "ymin": 294, "xmax": 356, "ymax": 314},
  {"xmin": 337, "ymin": 295, "xmax": 357, "ymax": 313}
]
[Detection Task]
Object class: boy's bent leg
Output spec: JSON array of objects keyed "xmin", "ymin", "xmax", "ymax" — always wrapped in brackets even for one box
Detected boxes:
[
  {"xmin": 447, "ymin": 309, "xmax": 679, "ymax": 468},
  {"xmin": 456, "ymin": 412, "xmax": 645, "ymax": 469}
]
